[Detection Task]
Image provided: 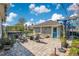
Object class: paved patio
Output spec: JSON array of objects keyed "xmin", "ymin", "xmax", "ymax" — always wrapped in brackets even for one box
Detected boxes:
[{"xmin": 21, "ymin": 38, "xmax": 69, "ymax": 56}]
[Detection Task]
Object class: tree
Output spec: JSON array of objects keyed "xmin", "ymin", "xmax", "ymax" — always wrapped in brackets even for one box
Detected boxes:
[
  {"xmin": 18, "ymin": 17, "xmax": 26, "ymax": 25},
  {"xmin": 16, "ymin": 17, "xmax": 26, "ymax": 32}
]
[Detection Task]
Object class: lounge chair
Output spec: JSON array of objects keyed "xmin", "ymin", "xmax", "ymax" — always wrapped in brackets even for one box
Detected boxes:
[
  {"xmin": 30, "ymin": 36, "xmax": 34, "ymax": 40},
  {"xmin": 35, "ymin": 34, "xmax": 40, "ymax": 42},
  {"xmin": 58, "ymin": 47, "xmax": 66, "ymax": 53},
  {"xmin": 19, "ymin": 35, "xmax": 28, "ymax": 43}
]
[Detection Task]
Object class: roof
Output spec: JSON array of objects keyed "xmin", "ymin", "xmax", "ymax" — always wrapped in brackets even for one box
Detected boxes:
[
  {"xmin": 33, "ymin": 20, "xmax": 61, "ymax": 27},
  {"xmin": 69, "ymin": 14, "xmax": 79, "ymax": 20},
  {"xmin": 69, "ymin": 16, "xmax": 78, "ymax": 20},
  {"xmin": 69, "ymin": 29, "xmax": 79, "ymax": 32}
]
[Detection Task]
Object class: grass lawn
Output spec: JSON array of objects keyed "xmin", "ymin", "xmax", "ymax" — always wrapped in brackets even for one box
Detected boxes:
[{"xmin": 69, "ymin": 39, "xmax": 79, "ymax": 56}]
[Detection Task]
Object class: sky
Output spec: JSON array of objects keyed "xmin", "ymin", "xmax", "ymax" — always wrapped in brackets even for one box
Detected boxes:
[{"xmin": 5, "ymin": 3, "xmax": 79, "ymax": 26}]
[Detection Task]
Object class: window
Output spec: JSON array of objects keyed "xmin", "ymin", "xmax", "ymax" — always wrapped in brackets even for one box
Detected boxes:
[
  {"xmin": 34, "ymin": 27, "xmax": 40, "ymax": 33},
  {"xmin": 53, "ymin": 27, "xmax": 57, "ymax": 38},
  {"xmin": 42, "ymin": 27, "xmax": 51, "ymax": 34}
]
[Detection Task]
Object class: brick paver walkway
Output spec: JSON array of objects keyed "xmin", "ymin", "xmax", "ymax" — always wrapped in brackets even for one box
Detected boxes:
[{"xmin": 21, "ymin": 38, "xmax": 69, "ymax": 56}]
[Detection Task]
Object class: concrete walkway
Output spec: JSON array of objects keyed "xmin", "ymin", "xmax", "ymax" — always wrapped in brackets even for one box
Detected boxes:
[{"xmin": 21, "ymin": 38, "xmax": 68, "ymax": 56}]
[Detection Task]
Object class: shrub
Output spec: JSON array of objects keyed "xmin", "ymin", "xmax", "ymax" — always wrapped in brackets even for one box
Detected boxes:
[
  {"xmin": 69, "ymin": 47, "xmax": 78, "ymax": 56},
  {"xmin": 3, "ymin": 38, "xmax": 11, "ymax": 45},
  {"xmin": 69, "ymin": 39, "xmax": 79, "ymax": 56},
  {"xmin": 0, "ymin": 43, "xmax": 3, "ymax": 50},
  {"xmin": 72, "ymin": 39, "xmax": 79, "ymax": 47},
  {"xmin": 60, "ymin": 36, "xmax": 68, "ymax": 48}
]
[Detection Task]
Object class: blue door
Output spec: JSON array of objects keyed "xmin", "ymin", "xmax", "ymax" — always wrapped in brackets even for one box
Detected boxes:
[{"xmin": 53, "ymin": 27, "xmax": 57, "ymax": 38}]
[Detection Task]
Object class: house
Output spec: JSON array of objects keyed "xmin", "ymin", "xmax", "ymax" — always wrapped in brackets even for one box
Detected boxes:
[
  {"xmin": 32, "ymin": 20, "xmax": 63, "ymax": 39},
  {"xmin": 68, "ymin": 16, "xmax": 79, "ymax": 38}
]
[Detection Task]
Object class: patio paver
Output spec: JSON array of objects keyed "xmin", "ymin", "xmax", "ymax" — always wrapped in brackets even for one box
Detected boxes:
[{"xmin": 21, "ymin": 38, "xmax": 68, "ymax": 56}]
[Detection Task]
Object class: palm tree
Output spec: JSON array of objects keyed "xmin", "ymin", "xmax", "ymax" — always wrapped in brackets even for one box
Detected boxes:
[
  {"xmin": 0, "ymin": 4, "xmax": 10, "ymax": 49},
  {"xmin": 0, "ymin": 4, "xmax": 9, "ymax": 39},
  {"xmin": 57, "ymin": 4, "xmax": 70, "ymax": 48}
]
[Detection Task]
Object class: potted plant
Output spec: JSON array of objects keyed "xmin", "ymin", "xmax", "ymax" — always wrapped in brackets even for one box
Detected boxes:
[
  {"xmin": 0, "ymin": 43, "xmax": 3, "ymax": 50},
  {"xmin": 61, "ymin": 38, "xmax": 68, "ymax": 48},
  {"xmin": 2, "ymin": 38, "xmax": 12, "ymax": 50}
]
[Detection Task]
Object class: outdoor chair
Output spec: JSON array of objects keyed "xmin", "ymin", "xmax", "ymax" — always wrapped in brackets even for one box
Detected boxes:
[
  {"xmin": 35, "ymin": 34, "xmax": 40, "ymax": 42},
  {"xmin": 18, "ymin": 36, "xmax": 25, "ymax": 43},
  {"xmin": 22, "ymin": 34, "xmax": 28, "ymax": 42},
  {"xmin": 58, "ymin": 47, "xmax": 66, "ymax": 53},
  {"xmin": 61, "ymin": 42, "xmax": 69, "ymax": 48},
  {"xmin": 15, "ymin": 35, "xmax": 19, "ymax": 39},
  {"xmin": 23, "ymin": 37, "xmax": 28, "ymax": 42},
  {"xmin": 19, "ymin": 34, "xmax": 28, "ymax": 43},
  {"xmin": 20, "ymin": 37, "xmax": 25, "ymax": 43},
  {"xmin": 30, "ymin": 36, "xmax": 34, "ymax": 40}
]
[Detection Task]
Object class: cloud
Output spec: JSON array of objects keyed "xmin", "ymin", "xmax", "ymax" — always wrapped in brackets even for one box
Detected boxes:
[
  {"xmin": 34, "ymin": 5, "xmax": 51, "ymax": 13},
  {"xmin": 24, "ymin": 19, "xmax": 46, "ymax": 26},
  {"xmin": 67, "ymin": 3, "xmax": 79, "ymax": 11},
  {"xmin": 24, "ymin": 18, "xmax": 34, "ymax": 26},
  {"xmin": 70, "ymin": 13, "xmax": 78, "ymax": 17},
  {"xmin": 29, "ymin": 4, "xmax": 35, "ymax": 10},
  {"xmin": 56, "ymin": 4, "xmax": 61, "ymax": 9},
  {"xmin": 24, "ymin": 21, "xmax": 32, "ymax": 26},
  {"xmin": 10, "ymin": 3, "xmax": 15, "ymax": 7},
  {"xmin": 29, "ymin": 4, "xmax": 51, "ymax": 14},
  {"xmin": 31, "ymin": 13, "xmax": 64, "ymax": 25},
  {"xmin": 3, "ymin": 23, "xmax": 9, "ymax": 26},
  {"xmin": 6, "ymin": 12, "xmax": 18, "ymax": 22},
  {"xmin": 51, "ymin": 13, "xmax": 64, "ymax": 21},
  {"xmin": 36, "ymin": 19, "xmax": 46, "ymax": 24}
]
